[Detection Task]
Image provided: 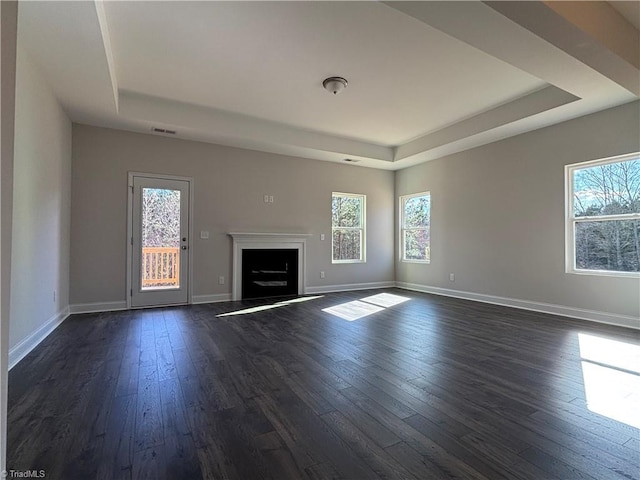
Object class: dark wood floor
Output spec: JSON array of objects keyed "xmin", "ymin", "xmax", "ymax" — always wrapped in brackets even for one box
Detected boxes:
[{"xmin": 7, "ymin": 289, "xmax": 640, "ymax": 479}]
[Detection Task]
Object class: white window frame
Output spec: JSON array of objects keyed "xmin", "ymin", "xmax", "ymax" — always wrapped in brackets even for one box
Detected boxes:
[
  {"xmin": 400, "ymin": 192, "xmax": 431, "ymax": 263},
  {"xmin": 332, "ymin": 192, "xmax": 366, "ymax": 263},
  {"xmin": 565, "ymin": 152, "xmax": 640, "ymax": 277}
]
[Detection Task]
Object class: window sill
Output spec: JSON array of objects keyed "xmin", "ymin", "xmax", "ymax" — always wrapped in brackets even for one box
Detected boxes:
[{"xmin": 567, "ymin": 269, "xmax": 640, "ymax": 279}]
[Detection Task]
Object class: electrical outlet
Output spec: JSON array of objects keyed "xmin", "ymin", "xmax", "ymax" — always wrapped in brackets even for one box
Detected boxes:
[
  {"xmin": 449, "ymin": 273, "xmax": 455, "ymax": 282},
  {"xmin": 320, "ymin": 233, "xmax": 325, "ymax": 241},
  {"xmin": 200, "ymin": 231, "xmax": 209, "ymax": 239},
  {"xmin": 219, "ymin": 276, "xmax": 225, "ymax": 285},
  {"xmin": 263, "ymin": 194, "xmax": 269, "ymax": 203},
  {"xmin": 269, "ymin": 195, "xmax": 274, "ymax": 203},
  {"xmin": 320, "ymin": 271, "xmax": 325, "ymax": 279}
]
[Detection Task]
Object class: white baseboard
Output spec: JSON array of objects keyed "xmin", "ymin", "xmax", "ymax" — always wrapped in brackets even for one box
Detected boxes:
[
  {"xmin": 306, "ymin": 281, "xmax": 396, "ymax": 295},
  {"xmin": 192, "ymin": 293, "xmax": 233, "ymax": 304},
  {"xmin": 68, "ymin": 284, "xmax": 394, "ymax": 311},
  {"xmin": 396, "ymin": 282, "xmax": 640, "ymax": 330},
  {"xmin": 9, "ymin": 307, "xmax": 70, "ymax": 370},
  {"xmin": 69, "ymin": 301, "xmax": 128, "ymax": 314},
  {"xmin": 11, "ymin": 283, "xmax": 634, "ymax": 371}
]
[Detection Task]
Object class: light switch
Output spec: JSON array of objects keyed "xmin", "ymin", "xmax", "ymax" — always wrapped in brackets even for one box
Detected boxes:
[{"xmin": 320, "ymin": 233, "xmax": 325, "ymax": 241}]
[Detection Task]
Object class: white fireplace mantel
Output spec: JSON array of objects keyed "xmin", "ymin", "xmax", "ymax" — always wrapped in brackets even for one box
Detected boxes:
[{"xmin": 229, "ymin": 232, "xmax": 311, "ymax": 301}]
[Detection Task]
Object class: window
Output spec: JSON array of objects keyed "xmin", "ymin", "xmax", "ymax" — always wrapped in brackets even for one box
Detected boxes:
[
  {"xmin": 332, "ymin": 192, "xmax": 365, "ymax": 262},
  {"xmin": 566, "ymin": 153, "xmax": 640, "ymax": 275},
  {"xmin": 400, "ymin": 192, "xmax": 431, "ymax": 262}
]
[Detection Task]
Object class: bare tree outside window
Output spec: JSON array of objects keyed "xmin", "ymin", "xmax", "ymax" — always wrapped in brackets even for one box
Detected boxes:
[
  {"xmin": 570, "ymin": 155, "xmax": 640, "ymax": 273},
  {"xmin": 142, "ymin": 188, "xmax": 181, "ymax": 248},
  {"xmin": 141, "ymin": 188, "xmax": 181, "ymax": 288}
]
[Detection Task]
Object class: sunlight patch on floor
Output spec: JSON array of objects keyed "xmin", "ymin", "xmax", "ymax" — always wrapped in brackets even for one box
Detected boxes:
[
  {"xmin": 578, "ymin": 333, "xmax": 640, "ymax": 429},
  {"xmin": 359, "ymin": 293, "xmax": 411, "ymax": 308},
  {"xmin": 578, "ymin": 333, "xmax": 640, "ymax": 374},
  {"xmin": 322, "ymin": 293, "xmax": 410, "ymax": 321},
  {"xmin": 217, "ymin": 295, "xmax": 324, "ymax": 317},
  {"xmin": 322, "ymin": 300, "xmax": 384, "ymax": 321}
]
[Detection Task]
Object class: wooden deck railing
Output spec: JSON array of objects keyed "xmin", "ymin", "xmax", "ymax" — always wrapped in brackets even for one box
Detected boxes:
[{"xmin": 142, "ymin": 247, "xmax": 180, "ymax": 288}]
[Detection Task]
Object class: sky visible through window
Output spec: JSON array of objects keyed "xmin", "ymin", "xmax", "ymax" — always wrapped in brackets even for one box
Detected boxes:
[
  {"xmin": 571, "ymin": 156, "xmax": 640, "ymax": 273},
  {"xmin": 573, "ymin": 158, "xmax": 640, "ymax": 216}
]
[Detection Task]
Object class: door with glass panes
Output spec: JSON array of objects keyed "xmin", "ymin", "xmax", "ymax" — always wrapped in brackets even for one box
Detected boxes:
[{"xmin": 130, "ymin": 175, "xmax": 190, "ymax": 307}]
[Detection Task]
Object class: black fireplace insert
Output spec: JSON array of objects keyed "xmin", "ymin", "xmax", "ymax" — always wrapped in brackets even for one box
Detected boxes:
[{"xmin": 241, "ymin": 249, "xmax": 298, "ymax": 299}]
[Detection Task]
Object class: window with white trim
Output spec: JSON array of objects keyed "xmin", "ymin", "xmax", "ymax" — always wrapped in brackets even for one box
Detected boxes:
[
  {"xmin": 332, "ymin": 192, "xmax": 365, "ymax": 263},
  {"xmin": 566, "ymin": 153, "xmax": 640, "ymax": 275},
  {"xmin": 400, "ymin": 192, "xmax": 431, "ymax": 262}
]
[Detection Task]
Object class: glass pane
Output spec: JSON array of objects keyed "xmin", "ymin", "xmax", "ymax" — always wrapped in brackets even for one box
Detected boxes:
[
  {"xmin": 332, "ymin": 195, "xmax": 362, "ymax": 228},
  {"xmin": 575, "ymin": 220, "xmax": 640, "ymax": 272},
  {"xmin": 573, "ymin": 158, "xmax": 640, "ymax": 217},
  {"xmin": 404, "ymin": 228, "xmax": 430, "ymax": 261},
  {"xmin": 333, "ymin": 229, "xmax": 361, "ymax": 261},
  {"xmin": 141, "ymin": 188, "xmax": 181, "ymax": 289},
  {"xmin": 404, "ymin": 195, "xmax": 430, "ymax": 228}
]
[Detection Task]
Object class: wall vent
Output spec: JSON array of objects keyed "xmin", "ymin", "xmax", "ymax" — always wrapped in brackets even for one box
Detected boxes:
[{"xmin": 151, "ymin": 127, "xmax": 177, "ymax": 135}]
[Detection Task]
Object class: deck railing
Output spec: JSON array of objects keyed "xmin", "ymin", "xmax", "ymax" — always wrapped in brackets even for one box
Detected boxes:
[{"xmin": 142, "ymin": 247, "xmax": 180, "ymax": 288}]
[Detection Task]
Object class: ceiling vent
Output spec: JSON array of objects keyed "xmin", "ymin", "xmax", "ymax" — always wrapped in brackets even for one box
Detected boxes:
[{"xmin": 151, "ymin": 127, "xmax": 177, "ymax": 135}]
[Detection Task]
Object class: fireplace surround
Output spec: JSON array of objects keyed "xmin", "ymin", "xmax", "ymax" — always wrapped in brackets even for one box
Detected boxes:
[{"xmin": 229, "ymin": 233, "xmax": 311, "ymax": 301}]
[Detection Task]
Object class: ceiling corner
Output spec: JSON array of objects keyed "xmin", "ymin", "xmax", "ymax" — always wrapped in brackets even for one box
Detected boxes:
[
  {"xmin": 486, "ymin": 0, "xmax": 640, "ymax": 96},
  {"xmin": 94, "ymin": 0, "xmax": 119, "ymax": 112}
]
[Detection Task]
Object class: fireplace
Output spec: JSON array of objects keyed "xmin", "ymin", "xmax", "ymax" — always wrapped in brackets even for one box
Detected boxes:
[
  {"xmin": 242, "ymin": 249, "xmax": 298, "ymax": 299},
  {"xmin": 229, "ymin": 233, "xmax": 311, "ymax": 301}
]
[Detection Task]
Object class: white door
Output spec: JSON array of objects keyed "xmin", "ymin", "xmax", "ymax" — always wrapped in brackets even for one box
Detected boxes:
[{"xmin": 130, "ymin": 175, "xmax": 190, "ymax": 307}]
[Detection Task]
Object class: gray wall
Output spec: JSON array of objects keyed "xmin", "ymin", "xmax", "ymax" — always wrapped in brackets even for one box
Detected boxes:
[
  {"xmin": 10, "ymin": 45, "xmax": 72, "ymax": 349},
  {"xmin": 70, "ymin": 125, "xmax": 395, "ymax": 305},
  {"xmin": 1, "ymin": 0, "xmax": 18, "ymax": 469},
  {"xmin": 395, "ymin": 101, "xmax": 640, "ymax": 319}
]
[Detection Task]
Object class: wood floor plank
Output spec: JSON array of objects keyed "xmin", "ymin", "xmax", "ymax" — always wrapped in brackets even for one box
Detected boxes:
[
  {"xmin": 132, "ymin": 445, "xmax": 167, "ymax": 480},
  {"xmin": 458, "ymin": 431, "xmax": 555, "ymax": 480},
  {"xmin": 519, "ymin": 446, "xmax": 599, "ymax": 480},
  {"xmin": 319, "ymin": 409, "xmax": 417, "ymax": 480},
  {"xmin": 6, "ymin": 288, "xmax": 639, "ymax": 479},
  {"xmin": 320, "ymin": 387, "xmax": 402, "ymax": 449},
  {"xmin": 253, "ymin": 430, "xmax": 311, "ymax": 480},
  {"xmin": 403, "ymin": 413, "xmax": 512, "ymax": 480},
  {"xmin": 384, "ymin": 441, "xmax": 454, "ymax": 480},
  {"xmin": 97, "ymin": 393, "xmax": 137, "ymax": 480},
  {"xmin": 134, "ymin": 364, "xmax": 164, "ymax": 452}
]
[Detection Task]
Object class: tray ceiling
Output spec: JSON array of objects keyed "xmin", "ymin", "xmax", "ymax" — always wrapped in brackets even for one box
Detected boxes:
[{"xmin": 17, "ymin": 1, "xmax": 640, "ymax": 170}]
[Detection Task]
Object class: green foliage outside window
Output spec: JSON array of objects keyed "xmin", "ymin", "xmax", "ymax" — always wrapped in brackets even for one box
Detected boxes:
[
  {"xmin": 401, "ymin": 193, "xmax": 430, "ymax": 262},
  {"xmin": 332, "ymin": 193, "xmax": 365, "ymax": 262}
]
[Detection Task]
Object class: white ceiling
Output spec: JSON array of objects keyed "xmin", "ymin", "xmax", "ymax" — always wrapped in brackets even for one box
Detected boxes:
[{"xmin": 17, "ymin": 1, "xmax": 640, "ymax": 170}]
